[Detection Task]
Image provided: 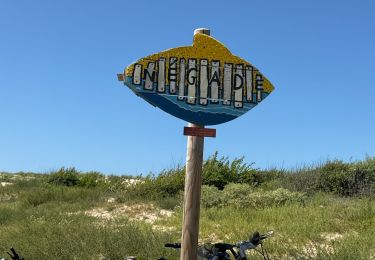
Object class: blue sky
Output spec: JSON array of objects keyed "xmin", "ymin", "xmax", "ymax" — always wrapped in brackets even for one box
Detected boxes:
[{"xmin": 1, "ymin": 1, "xmax": 374, "ymax": 175}]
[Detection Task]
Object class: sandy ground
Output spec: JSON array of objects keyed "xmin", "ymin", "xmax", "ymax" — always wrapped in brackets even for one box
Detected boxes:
[
  {"xmin": 84, "ymin": 202, "xmax": 173, "ymax": 224},
  {"xmin": 1, "ymin": 182, "xmax": 13, "ymax": 187}
]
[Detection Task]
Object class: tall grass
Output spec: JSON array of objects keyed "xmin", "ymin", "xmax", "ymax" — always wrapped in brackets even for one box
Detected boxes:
[
  {"xmin": 157, "ymin": 194, "xmax": 374, "ymax": 259},
  {"xmin": 1, "ymin": 155, "xmax": 374, "ymax": 259},
  {"xmin": 0, "ymin": 212, "xmax": 179, "ymax": 259}
]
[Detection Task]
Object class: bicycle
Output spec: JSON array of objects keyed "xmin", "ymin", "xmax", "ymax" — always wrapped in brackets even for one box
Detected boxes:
[
  {"xmin": 1, "ymin": 232, "xmax": 272, "ymax": 259},
  {"xmin": 126, "ymin": 230, "xmax": 273, "ymax": 260}
]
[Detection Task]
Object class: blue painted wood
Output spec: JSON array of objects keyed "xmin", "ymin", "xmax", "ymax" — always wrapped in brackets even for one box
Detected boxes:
[{"xmin": 119, "ymin": 33, "xmax": 274, "ymax": 126}]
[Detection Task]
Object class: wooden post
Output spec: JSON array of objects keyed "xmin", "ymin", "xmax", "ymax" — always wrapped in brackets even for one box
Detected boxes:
[
  {"xmin": 180, "ymin": 28, "xmax": 210, "ymax": 260},
  {"xmin": 181, "ymin": 122, "xmax": 204, "ymax": 260}
]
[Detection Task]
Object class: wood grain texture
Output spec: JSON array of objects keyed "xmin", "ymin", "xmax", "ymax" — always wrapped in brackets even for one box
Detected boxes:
[
  {"xmin": 180, "ymin": 28, "xmax": 210, "ymax": 260},
  {"xmin": 181, "ymin": 122, "xmax": 204, "ymax": 260},
  {"xmin": 183, "ymin": 126, "xmax": 216, "ymax": 137}
]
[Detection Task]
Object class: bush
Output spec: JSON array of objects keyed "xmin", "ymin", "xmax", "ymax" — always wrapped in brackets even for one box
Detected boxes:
[
  {"xmin": 238, "ymin": 168, "xmax": 282, "ymax": 188},
  {"xmin": 47, "ymin": 169, "xmax": 107, "ymax": 188},
  {"xmin": 48, "ymin": 167, "xmax": 80, "ymax": 186},
  {"xmin": 278, "ymin": 167, "xmax": 320, "ymax": 195},
  {"xmin": 355, "ymin": 157, "xmax": 375, "ymax": 196},
  {"xmin": 200, "ymin": 185, "xmax": 223, "ymax": 208},
  {"xmin": 123, "ymin": 167, "xmax": 185, "ymax": 201},
  {"xmin": 277, "ymin": 158, "xmax": 375, "ymax": 197},
  {"xmin": 8, "ymin": 154, "xmax": 375, "ymax": 199},
  {"xmin": 0, "ymin": 173, "xmax": 11, "ymax": 182},
  {"xmin": 317, "ymin": 160, "xmax": 350, "ymax": 194},
  {"xmin": 202, "ymin": 152, "xmax": 257, "ymax": 189},
  {"xmin": 222, "ymin": 183, "xmax": 254, "ymax": 201},
  {"xmin": 317, "ymin": 159, "xmax": 375, "ymax": 196},
  {"xmin": 78, "ymin": 171, "xmax": 105, "ymax": 188},
  {"xmin": 201, "ymin": 183, "xmax": 305, "ymax": 209},
  {"xmin": 153, "ymin": 168, "xmax": 185, "ymax": 196}
]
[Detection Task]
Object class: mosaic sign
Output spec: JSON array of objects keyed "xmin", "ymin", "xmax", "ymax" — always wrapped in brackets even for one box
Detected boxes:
[{"xmin": 118, "ymin": 33, "xmax": 274, "ymax": 125}]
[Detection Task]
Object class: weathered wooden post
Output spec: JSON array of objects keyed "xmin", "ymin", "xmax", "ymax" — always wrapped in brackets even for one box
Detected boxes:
[
  {"xmin": 118, "ymin": 27, "xmax": 275, "ymax": 259},
  {"xmin": 181, "ymin": 122, "xmax": 204, "ymax": 260},
  {"xmin": 180, "ymin": 28, "xmax": 209, "ymax": 260}
]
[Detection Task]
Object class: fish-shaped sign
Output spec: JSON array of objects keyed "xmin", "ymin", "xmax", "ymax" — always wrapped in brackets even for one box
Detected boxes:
[{"xmin": 118, "ymin": 33, "xmax": 274, "ymax": 125}]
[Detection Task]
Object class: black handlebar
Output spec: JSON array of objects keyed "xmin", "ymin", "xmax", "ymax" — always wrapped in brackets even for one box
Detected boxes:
[
  {"xmin": 165, "ymin": 231, "xmax": 271, "ymax": 249},
  {"xmin": 164, "ymin": 243, "xmax": 181, "ymax": 249},
  {"xmin": 164, "ymin": 231, "xmax": 272, "ymax": 259},
  {"xmin": 250, "ymin": 231, "xmax": 271, "ymax": 246},
  {"xmin": 7, "ymin": 248, "xmax": 24, "ymax": 260},
  {"xmin": 250, "ymin": 231, "xmax": 261, "ymax": 245}
]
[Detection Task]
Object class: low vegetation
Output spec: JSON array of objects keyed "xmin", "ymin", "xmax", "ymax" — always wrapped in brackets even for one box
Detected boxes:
[{"xmin": 0, "ymin": 154, "xmax": 374, "ymax": 259}]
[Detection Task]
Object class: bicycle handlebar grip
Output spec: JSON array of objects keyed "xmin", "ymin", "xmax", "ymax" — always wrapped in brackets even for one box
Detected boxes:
[{"xmin": 165, "ymin": 243, "xmax": 181, "ymax": 248}]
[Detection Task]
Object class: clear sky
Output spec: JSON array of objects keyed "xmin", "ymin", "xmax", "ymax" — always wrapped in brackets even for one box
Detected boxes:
[{"xmin": 1, "ymin": 1, "xmax": 374, "ymax": 175}]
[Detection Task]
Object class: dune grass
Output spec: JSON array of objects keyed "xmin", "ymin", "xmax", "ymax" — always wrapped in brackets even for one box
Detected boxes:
[
  {"xmin": 156, "ymin": 194, "xmax": 374, "ymax": 259},
  {"xmin": 0, "ymin": 183, "xmax": 179, "ymax": 259},
  {"xmin": 1, "ymin": 158, "xmax": 374, "ymax": 259},
  {"xmin": 1, "ymin": 183, "xmax": 373, "ymax": 259}
]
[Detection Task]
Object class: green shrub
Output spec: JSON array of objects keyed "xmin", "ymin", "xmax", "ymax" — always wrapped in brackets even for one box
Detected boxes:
[
  {"xmin": 202, "ymin": 152, "xmax": 257, "ymax": 189},
  {"xmin": 104, "ymin": 175, "xmax": 127, "ymax": 191},
  {"xmin": 200, "ymin": 185, "xmax": 223, "ymax": 208},
  {"xmin": 201, "ymin": 183, "xmax": 305, "ymax": 208},
  {"xmin": 124, "ymin": 167, "xmax": 185, "ymax": 200},
  {"xmin": 317, "ymin": 158, "xmax": 375, "ymax": 196},
  {"xmin": 238, "ymin": 168, "xmax": 283, "ymax": 188},
  {"xmin": 153, "ymin": 168, "xmax": 185, "ymax": 196},
  {"xmin": 0, "ymin": 173, "xmax": 11, "ymax": 182},
  {"xmin": 357, "ymin": 157, "xmax": 375, "ymax": 195},
  {"xmin": 273, "ymin": 158, "xmax": 375, "ymax": 197},
  {"xmin": 5, "ymin": 154, "xmax": 375, "ymax": 201},
  {"xmin": 78, "ymin": 171, "xmax": 105, "ymax": 188},
  {"xmin": 48, "ymin": 167, "xmax": 80, "ymax": 186},
  {"xmin": 317, "ymin": 160, "xmax": 350, "ymax": 194},
  {"xmin": 202, "ymin": 152, "xmax": 231, "ymax": 189},
  {"xmin": 278, "ymin": 167, "xmax": 319, "ymax": 194},
  {"xmin": 222, "ymin": 183, "xmax": 254, "ymax": 200}
]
